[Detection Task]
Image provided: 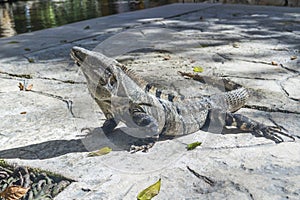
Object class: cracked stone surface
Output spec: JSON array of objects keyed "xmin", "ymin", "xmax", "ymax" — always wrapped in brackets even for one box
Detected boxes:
[{"xmin": 0, "ymin": 3, "xmax": 299, "ymax": 200}]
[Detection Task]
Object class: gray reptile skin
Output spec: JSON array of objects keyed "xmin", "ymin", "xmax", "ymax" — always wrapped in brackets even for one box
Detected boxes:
[{"xmin": 71, "ymin": 46, "xmax": 294, "ymax": 151}]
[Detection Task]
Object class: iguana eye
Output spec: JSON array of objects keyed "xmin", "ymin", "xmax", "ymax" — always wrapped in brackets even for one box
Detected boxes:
[
  {"xmin": 109, "ymin": 75, "xmax": 117, "ymax": 86},
  {"xmin": 104, "ymin": 67, "xmax": 112, "ymax": 77},
  {"xmin": 104, "ymin": 67, "xmax": 117, "ymax": 87}
]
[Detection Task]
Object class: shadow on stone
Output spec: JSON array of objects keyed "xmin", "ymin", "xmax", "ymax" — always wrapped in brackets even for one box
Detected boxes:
[
  {"xmin": 0, "ymin": 139, "xmax": 88, "ymax": 160},
  {"xmin": 0, "ymin": 126, "xmax": 147, "ymax": 160}
]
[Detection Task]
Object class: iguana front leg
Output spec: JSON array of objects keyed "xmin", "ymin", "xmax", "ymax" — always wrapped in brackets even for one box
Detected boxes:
[
  {"xmin": 128, "ymin": 102, "xmax": 159, "ymax": 134},
  {"xmin": 128, "ymin": 102, "xmax": 159, "ymax": 153},
  {"xmin": 102, "ymin": 118, "xmax": 118, "ymax": 134},
  {"xmin": 224, "ymin": 112, "xmax": 295, "ymax": 143}
]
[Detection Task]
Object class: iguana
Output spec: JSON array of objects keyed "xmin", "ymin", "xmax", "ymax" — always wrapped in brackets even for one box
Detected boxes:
[{"xmin": 71, "ymin": 46, "xmax": 294, "ymax": 152}]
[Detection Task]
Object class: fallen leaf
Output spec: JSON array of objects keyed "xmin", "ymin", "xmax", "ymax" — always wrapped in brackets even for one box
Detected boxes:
[
  {"xmin": 18, "ymin": 82, "xmax": 24, "ymax": 91},
  {"xmin": 87, "ymin": 147, "xmax": 112, "ymax": 157},
  {"xmin": 27, "ymin": 58, "xmax": 35, "ymax": 63},
  {"xmin": 137, "ymin": 178, "xmax": 161, "ymax": 200},
  {"xmin": 186, "ymin": 141, "xmax": 202, "ymax": 150},
  {"xmin": 232, "ymin": 43, "xmax": 239, "ymax": 48},
  {"xmin": 193, "ymin": 66, "xmax": 204, "ymax": 73},
  {"xmin": 25, "ymin": 84, "xmax": 33, "ymax": 91},
  {"xmin": 290, "ymin": 56, "xmax": 297, "ymax": 60},
  {"xmin": 271, "ymin": 61, "xmax": 278, "ymax": 66},
  {"xmin": 0, "ymin": 185, "xmax": 29, "ymax": 200},
  {"xmin": 198, "ymin": 44, "xmax": 209, "ymax": 48},
  {"xmin": 163, "ymin": 55, "xmax": 171, "ymax": 60},
  {"xmin": 84, "ymin": 25, "xmax": 90, "ymax": 30},
  {"xmin": 20, "ymin": 111, "xmax": 27, "ymax": 115},
  {"xmin": 7, "ymin": 41, "xmax": 19, "ymax": 44},
  {"xmin": 81, "ymin": 188, "xmax": 91, "ymax": 192}
]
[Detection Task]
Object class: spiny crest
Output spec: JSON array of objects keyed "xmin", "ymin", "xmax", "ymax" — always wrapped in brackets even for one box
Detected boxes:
[
  {"xmin": 116, "ymin": 62, "xmax": 148, "ymax": 87},
  {"xmin": 116, "ymin": 62, "xmax": 183, "ymax": 102}
]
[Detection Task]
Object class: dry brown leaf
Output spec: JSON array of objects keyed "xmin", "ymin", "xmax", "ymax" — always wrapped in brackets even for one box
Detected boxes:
[
  {"xmin": 0, "ymin": 185, "xmax": 29, "ymax": 200},
  {"xmin": 271, "ymin": 61, "xmax": 278, "ymax": 66},
  {"xmin": 25, "ymin": 84, "xmax": 33, "ymax": 91},
  {"xmin": 163, "ymin": 55, "xmax": 171, "ymax": 60},
  {"xmin": 290, "ymin": 56, "xmax": 297, "ymax": 60},
  {"xmin": 18, "ymin": 82, "xmax": 24, "ymax": 91}
]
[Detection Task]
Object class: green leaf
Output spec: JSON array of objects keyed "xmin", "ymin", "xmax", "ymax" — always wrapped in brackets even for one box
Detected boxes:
[
  {"xmin": 193, "ymin": 66, "xmax": 204, "ymax": 73},
  {"xmin": 137, "ymin": 178, "xmax": 161, "ymax": 200},
  {"xmin": 7, "ymin": 41, "xmax": 19, "ymax": 44},
  {"xmin": 186, "ymin": 142, "xmax": 202, "ymax": 150},
  {"xmin": 87, "ymin": 147, "xmax": 112, "ymax": 157},
  {"xmin": 197, "ymin": 44, "xmax": 209, "ymax": 48}
]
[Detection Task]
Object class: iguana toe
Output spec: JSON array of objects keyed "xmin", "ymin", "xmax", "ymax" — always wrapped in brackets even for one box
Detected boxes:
[{"xmin": 254, "ymin": 126, "xmax": 295, "ymax": 143}]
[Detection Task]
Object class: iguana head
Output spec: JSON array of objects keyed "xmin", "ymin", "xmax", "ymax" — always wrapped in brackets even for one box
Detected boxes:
[
  {"xmin": 71, "ymin": 46, "xmax": 165, "ymax": 136},
  {"xmin": 71, "ymin": 46, "xmax": 120, "ymax": 96},
  {"xmin": 71, "ymin": 46, "xmax": 152, "ymax": 100}
]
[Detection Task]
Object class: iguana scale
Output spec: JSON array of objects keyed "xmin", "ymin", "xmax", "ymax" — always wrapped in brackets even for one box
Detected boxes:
[{"xmin": 71, "ymin": 46, "xmax": 294, "ymax": 152}]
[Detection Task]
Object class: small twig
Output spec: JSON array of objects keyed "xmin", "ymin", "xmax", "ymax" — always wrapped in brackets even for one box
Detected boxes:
[
  {"xmin": 0, "ymin": 70, "xmax": 32, "ymax": 79},
  {"xmin": 30, "ymin": 90, "xmax": 76, "ymax": 117},
  {"xmin": 243, "ymin": 104, "xmax": 300, "ymax": 115},
  {"xmin": 186, "ymin": 166, "xmax": 215, "ymax": 186}
]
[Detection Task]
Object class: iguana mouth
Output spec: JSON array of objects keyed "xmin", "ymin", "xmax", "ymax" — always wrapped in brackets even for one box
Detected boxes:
[
  {"xmin": 70, "ymin": 46, "xmax": 87, "ymax": 65},
  {"xmin": 71, "ymin": 46, "xmax": 110, "ymax": 86}
]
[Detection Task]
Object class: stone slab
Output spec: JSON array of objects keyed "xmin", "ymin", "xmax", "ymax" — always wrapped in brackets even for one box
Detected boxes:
[{"xmin": 0, "ymin": 3, "xmax": 299, "ymax": 200}]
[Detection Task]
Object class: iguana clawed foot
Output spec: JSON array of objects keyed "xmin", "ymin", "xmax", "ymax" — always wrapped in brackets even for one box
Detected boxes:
[
  {"xmin": 130, "ymin": 143, "xmax": 155, "ymax": 153},
  {"xmin": 253, "ymin": 125, "xmax": 295, "ymax": 143},
  {"xmin": 225, "ymin": 113, "xmax": 296, "ymax": 143},
  {"xmin": 129, "ymin": 138, "xmax": 157, "ymax": 153}
]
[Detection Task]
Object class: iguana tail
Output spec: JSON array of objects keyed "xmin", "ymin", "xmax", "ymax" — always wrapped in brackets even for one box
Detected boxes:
[{"xmin": 210, "ymin": 88, "xmax": 249, "ymax": 112}]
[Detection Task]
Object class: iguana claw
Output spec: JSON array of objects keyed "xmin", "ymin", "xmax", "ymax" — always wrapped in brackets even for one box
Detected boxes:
[
  {"xmin": 253, "ymin": 125, "xmax": 295, "ymax": 143},
  {"xmin": 129, "ymin": 138, "xmax": 157, "ymax": 153},
  {"xmin": 130, "ymin": 143, "xmax": 155, "ymax": 153}
]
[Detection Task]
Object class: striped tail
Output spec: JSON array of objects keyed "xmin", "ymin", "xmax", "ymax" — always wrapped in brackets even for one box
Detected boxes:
[
  {"xmin": 210, "ymin": 88, "xmax": 249, "ymax": 112},
  {"xmin": 224, "ymin": 88, "xmax": 249, "ymax": 112}
]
